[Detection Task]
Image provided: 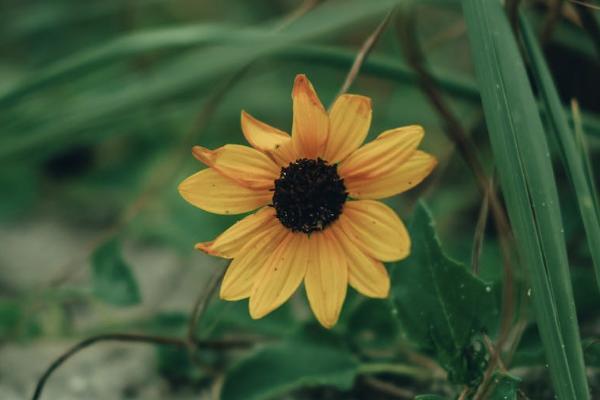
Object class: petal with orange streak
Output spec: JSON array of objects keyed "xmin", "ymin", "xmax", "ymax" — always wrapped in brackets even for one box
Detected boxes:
[{"xmin": 291, "ymin": 74, "xmax": 329, "ymax": 159}]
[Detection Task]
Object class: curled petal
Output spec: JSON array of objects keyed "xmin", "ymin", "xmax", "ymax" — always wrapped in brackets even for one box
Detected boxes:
[
  {"xmin": 192, "ymin": 144, "xmax": 279, "ymax": 190},
  {"xmin": 340, "ymin": 200, "xmax": 410, "ymax": 262},
  {"xmin": 220, "ymin": 222, "xmax": 287, "ymax": 300},
  {"xmin": 241, "ymin": 110, "xmax": 291, "ymax": 153},
  {"xmin": 323, "ymin": 94, "xmax": 372, "ymax": 163},
  {"xmin": 178, "ymin": 169, "xmax": 271, "ymax": 215},
  {"xmin": 346, "ymin": 151, "xmax": 437, "ymax": 199},
  {"xmin": 195, "ymin": 207, "xmax": 278, "ymax": 258},
  {"xmin": 338, "ymin": 125, "xmax": 424, "ymax": 180}
]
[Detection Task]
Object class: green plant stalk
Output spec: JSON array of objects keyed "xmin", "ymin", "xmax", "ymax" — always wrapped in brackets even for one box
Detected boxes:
[
  {"xmin": 461, "ymin": 1, "xmax": 589, "ymax": 399},
  {"xmin": 519, "ymin": 14, "xmax": 600, "ymax": 293}
]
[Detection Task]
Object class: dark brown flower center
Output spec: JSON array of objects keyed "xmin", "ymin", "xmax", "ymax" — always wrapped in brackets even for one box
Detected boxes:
[{"xmin": 272, "ymin": 158, "xmax": 347, "ymax": 234}]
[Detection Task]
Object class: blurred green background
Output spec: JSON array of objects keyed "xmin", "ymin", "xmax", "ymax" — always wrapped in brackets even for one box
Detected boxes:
[{"xmin": 0, "ymin": 0, "xmax": 598, "ymax": 399}]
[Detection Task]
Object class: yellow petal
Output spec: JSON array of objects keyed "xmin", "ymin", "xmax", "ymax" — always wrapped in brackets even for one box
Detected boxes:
[
  {"xmin": 346, "ymin": 151, "xmax": 437, "ymax": 199},
  {"xmin": 178, "ymin": 168, "xmax": 271, "ymax": 215},
  {"xmin": 304, "ymin": 230, "xmax": 348, "ymax": 328},
  {"xmin": 268, "ymin": 139, "xmax": 298, "ymax": 168},
  {"xmin": 323, "ymin": 94, "xmax": 372, "ymax": 163},
  {"xmin": 340, "ymin": 200, "xmax": 410, "ymax": 262},
  {"xmin": 192, "ymin": 144, "xmax": 279, "ymax": 190},
  {"xmin": 291, "ymin": 74, "xmax": 329, "ymax": 159},
  {"xmin": 220, "ymin": 222, "xmax": 287, "ymax": 300},
  {"xmin": 240, "ymin": 110, "xmax": 291, "ymax": 153},
  {"xmin": 249, "ymin": 233, "xmax": 309, "ymax": 319},
  {"xmin": 331, "ymin": 223, "xmax": 389, "ymax": 298},
  {"xmin": 195, "ymin": 207, "xmax": 277, "ymax": 258},
  {"xmin": 338, "ymin": 125, "xmax": 424, "ymax": 180}
]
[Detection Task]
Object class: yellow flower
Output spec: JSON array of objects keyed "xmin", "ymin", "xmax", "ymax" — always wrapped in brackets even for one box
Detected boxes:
[{"xmin": 179, "ymin": 74, "xmax": 436, "ymax": 328}]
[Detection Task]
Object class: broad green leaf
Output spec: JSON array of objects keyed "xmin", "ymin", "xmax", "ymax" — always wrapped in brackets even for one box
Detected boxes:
[
  {"xmin": 91, "ymin": 238, "xmax": 141, "ymax": 306},
  {"xmin": 414, "ymin": 396, "xmax": 448, "ymax": 400},
  {"xmin": 201, "ymin": 298, "xmax": 297, "ymax": 338},
  {"xmin": 221, "ymin": 342, "xmax": 358, "ymax": 400},
  {"xmin": 347, "ymin": 299, "xmax": 400, "ymax": 351},
  {"xmin": 487, "ymin": 373, "xmax": 521, "ymax": 400},
  {"xmin": 390, "ymin": 202, "xmax": 496, "ymax": 385}
]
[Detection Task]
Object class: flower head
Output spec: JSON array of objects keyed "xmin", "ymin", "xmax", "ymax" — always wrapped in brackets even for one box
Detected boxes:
[{"xmin": 179, "ymin": 74, "xmax": 436, "ymax": 328}]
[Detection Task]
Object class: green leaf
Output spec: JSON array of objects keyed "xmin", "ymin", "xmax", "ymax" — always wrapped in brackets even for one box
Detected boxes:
[
  {"xmin": 221, "ymin": 342, "xmax": 358, "ymax": 400},
  {"xmin": 461, "ymin": 0, "xmax": 590, "ymax": 398},
  {"xmin": 414, "ymin": 395, "xmax": 448, "ymax": 400},
  {"xmin": 390, "ymin": 202, "xmax": 496, "ymax": 385},
  {"xmin": 487, "ymin": 373, "xmax": 521, "ymax": 400},
  {"xmin": 346, "ymin": 299, "xmax": 400, "ymax": 351},
  {"xmin": 91, "ymin": 238, "xmax": 141, "ymax": 306}
]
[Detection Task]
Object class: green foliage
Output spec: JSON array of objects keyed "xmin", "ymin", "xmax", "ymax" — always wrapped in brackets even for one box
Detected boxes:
[
  {"xmin": 91, "ymin": 238, "xmax": 141, "ymax": 306},
  {"xmin": 487, "ymin": 373, "xmax": 521, "ymax": 400},
  {"xmin": 0, "ymin": 299, "xmax": 22, "ymax": 339},
  {"xmin": 391, "ymin": 203, "xmax": 495, "ymax": 385},
  {"xmin": 221, "ymin": 341, "xmax": 359, "ymax": 400},
  {"xmin": 1, "ymin": 1, "xmax": 598, "ymax": 399},
  {"xmin": 519, "ymin": 15, "xmax": 600, "ymax": 292},
  {"xmin": 346, "ymin": 299, "xmax": 400, "ymax": 351},
  {"xmin": 461, "ymin": 0, "xmax": 590, "ymax": 398}
]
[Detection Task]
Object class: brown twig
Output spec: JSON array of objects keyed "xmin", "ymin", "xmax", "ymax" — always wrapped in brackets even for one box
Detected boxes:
[
  {"xmin": 397, "ymin": 7, "xmax": 515, "ymax": 390},
  {"xmin": 31, "ymin": 333, "xmax": 185, "ymax": 400},
  {"xmin": 569, "ymin": 0, "xmax": 600, "ymax": 11},
  {"xmin": 335, "ymin": 9, "xmax": 395, "ymax": 99},
  {"xmin": 473, "ymin": 335, "xmax": 511, "ymax": 400},
  {"xmin": 363, "ymin": 376, "xmax": 414, "ymax": 399},
  {"xmin": 506, "ymin": 0, "xmax": 522, "ymax": 31},
  {"xmin": 471, "ymin": 175, "xmax": 493, "ymax": 275},
  {"xmin": 541, "ymin": 0, "xmax": 566, "ymax": 45},
  {"xmin": 30, "ymin": 333, "xmax": 254, "ymax": 400},
  {"xmin": 187, "ymin": 267, "xmax": 227, "ymax": 345},
  {"xmin": 396, "ymin": 6, "xmax": 516, "ymax": 353},
  {"xmin": 571, "ymin": 0, "xmax": 600, "ymax": 56}
]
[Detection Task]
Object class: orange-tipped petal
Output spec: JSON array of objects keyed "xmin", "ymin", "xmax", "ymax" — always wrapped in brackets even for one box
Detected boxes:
[
  {"xmin": 195, "ymin": 207, "xmax": 278, "ymax": 258},
  {"xmin": 339, "ymin": 200, "xmax": 410, "ymax": 262},
  {"xmin": 323, "ymin": 94, "xmax": 372, "ymax": 163},
  {"xmin": 178, "ymin": 169, "xmax": 271, "ymax": 215},
  {"xmin": 291, "ymin": 74, "xmax": 329, "ymax": 159},
  {"xmin": 192, "ymin": 144, "xmax": 279, "ymax": 190},
  {"xmin": 338, "ymin": 125, "xmax": 424, "ymax": 180},
  {"xmin": 249, "ymin": 232, "xmax": 309, "ymax": 319},
  {"xmin": 241, "ymin": 110, "xmax": 291, "ymax": 153},
  {"xmin": 304, "ymin": 230, "xmax": 348, "ymax": 328},
  {"xmin": 220, "ymin": 222, "xmax": 287, "ymax": 300},
  {"xmin": 331, "ymin": 223, "xmax": 389, "ymax": 298},
  {"xmin": 346, "ymin": 151, "xmax": 437, "ymax": 199}
]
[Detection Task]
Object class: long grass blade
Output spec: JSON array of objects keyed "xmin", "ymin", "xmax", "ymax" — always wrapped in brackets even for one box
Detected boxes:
[
  {"xmin": 460, "ymin": 1, "xmax": 590, "ymax": 399},
  {"xmin": 520, "ymin": 14, "xmax": 600, "ymax": 293}
]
